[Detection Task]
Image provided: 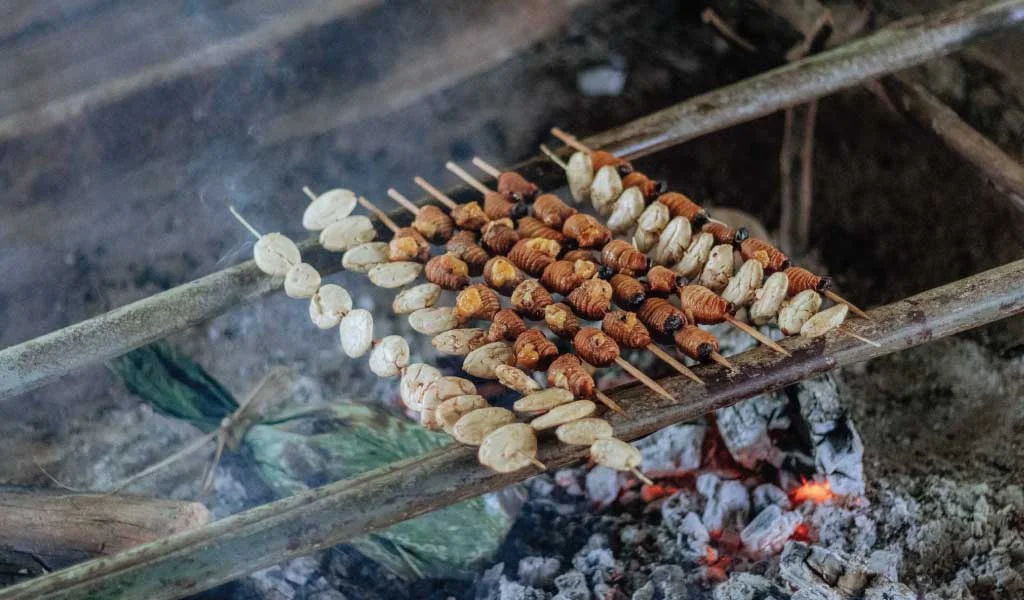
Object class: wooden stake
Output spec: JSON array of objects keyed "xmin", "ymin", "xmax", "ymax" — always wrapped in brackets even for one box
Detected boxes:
[
  {"xmin": 825, "ymin": 290, "xmax": 874, "ymax": 321},
  {"xmin": 724, "ymin": 315, "xmax": 791, "ymax": 357},
  {"xmin": 539, "ymin": 144, "xmax": 568, "ymax": 170},
  {"xmin": 594, "ymin": 390, "xmax": 626, "ymax": 416},
  {"xmin": 387, "ymin": 188, "xmax": 420, "ymax": 215},
  {"xmin": 646, "ymin": 344, "xmax": 704, "ymax": 384},
  {"xmin": 517, "ymin": 453, "xmax": 548, "ymax": 471},
  {"xmin": 301, "ymin": 186, "xmax": 318, "ymax": 202},
  {"xmin": 710, "ymin": 351, "xmax": 738, "ymax": 372},
  {"xmin": 413, "ymin": 176, "xmax": 459, "ymax": 210},
  {"xmin": 550, "ymin": 127, "xmax": 592, "ymax": 153},
  {"xmin": 445, "ymin": 161, "xmax": 492, "ymax": 195},
  {"xmin": 631, "ymin": 466, "xmax": 655, "ymax": 486},
  {"xmin": 228, "ymin": 206, "xmax": 262, "ymax": 239},
  {"xmin": 614, "ymin": 356, "xmax": 675, "ymax": 402},
  {"xmin": 356, "ymin": 197, "xmax": 400, "ymax": 234},
  {"xmin": 471, "ymin": 157, "xmax": 502, "ymax": 178}
]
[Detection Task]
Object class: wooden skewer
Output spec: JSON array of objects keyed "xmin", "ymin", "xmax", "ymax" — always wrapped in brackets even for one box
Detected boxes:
[
  {"xmin": 550, "ymin": 127, "xmax": 592, "ymax": 153},
  {"xmin": 387, "ymin": 188, "xmax": 420, "ymax": 215},
  {"xmin": 709, "ymin": 351, "xmax": 738, "ymax": 372},
  {"xmin": 825, "ymin": 290, "xmax": 874, "ymax": 321},
  {"xmin": 518, "ymin": 452, "xmax": 548, "ymax": 471},
  {"xmin": 228, "ymin": 206, "xmax": 262, "ymax": 239},
  {"xmin": 724, "ymin": 314, "xmax": 791, "ymax": 357},
  {"xmin": 413, "ymin": 176, "xmax": 459, "ymax": 210},
  {"xmin": 539, "ymin": 144, "xmax": 569, "ymax": 170},
  {"xmin": 645, "ymin": 344, "xmax": 703, "ymax": 384},
  {"xmin": 613, "ymin": 357, "xmax": 674, "ymax": 402},
  {"xmin": 840, "ymin": 328, "xmax": 881, "ymax": 347},
  {"xmin": 631, "ymin": 466, "xmax": 655, "ymax": 486},
  {"xmin": 301, "ymin": 186, "xmax": 318, "ymax": 202},
  {"xmin": 471, "ymin": 157, "xmax": 502, "ymax": 179},
  {"xmin": 446, "ymin": 161, "xmax": 492, "ymax": 195},
  {"xmin": 594, "ymin": 390, "xmax": 626, "ymax": 416},
  {"xmin": 357, "ymin": 196, "xmax": 400, "ymax": 234}
]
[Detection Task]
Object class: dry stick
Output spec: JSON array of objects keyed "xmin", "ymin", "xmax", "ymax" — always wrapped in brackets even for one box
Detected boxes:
[
  {"xmin": 796, "ymin": 99, "xmax": 819, "ymax": 253},
  {"xmin": 446, "ymin": 161, "xmax": 493, "ymax": 194},
  {"xmin": 471, "ymin": 156, "xmax": 503, "ymax": 179},
  {"xmin": 1, "ymin": 0, "xmax": 1020, "ymax": 405},
  {"xmin": 7, "ymin": 258, "xmax": 1024, "ymax": 600},
  {"xmin": 701, "ymin": 7, "xmax": 758, "ymax": 52}
]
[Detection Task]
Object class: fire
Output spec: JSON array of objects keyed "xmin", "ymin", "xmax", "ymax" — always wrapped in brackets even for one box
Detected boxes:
[{"xmin": 790, "ymin": 479, "xmax": 838, "ymax": 504}]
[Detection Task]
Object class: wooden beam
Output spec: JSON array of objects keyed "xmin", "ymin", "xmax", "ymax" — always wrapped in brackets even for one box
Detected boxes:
[{"xmin": 3, "ymin": 257, "xmax": 1023, "ymax": 600}]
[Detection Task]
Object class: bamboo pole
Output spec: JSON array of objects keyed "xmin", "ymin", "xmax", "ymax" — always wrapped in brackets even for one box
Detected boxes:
[
  {"xmin": 4, "ymin": 258, "xmax": 1024, "ymax": 600},
  {"xmin": 0, "ymin": 0, "xmax": 1020, "ymax": 404}
]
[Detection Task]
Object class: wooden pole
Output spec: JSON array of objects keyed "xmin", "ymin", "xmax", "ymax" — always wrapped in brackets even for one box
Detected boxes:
[{"xmin": 5, "ymin": 257, "xmax": 1024, "ymax": 600}]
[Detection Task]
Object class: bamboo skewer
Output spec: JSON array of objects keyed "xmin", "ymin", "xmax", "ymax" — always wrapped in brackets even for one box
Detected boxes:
[
  {"xmin": 825, "ymin": 290, "xmax": 873, "ymax": 321},
  {"xmin": 445, "ymin": 161, "xmax": 492, "ymax": 195},
  {"xmin": 709, "ymin": 350, "xmax": 738, "ymax": 372},
  {"xmin": 357, "ymin": 197, "xmax": 401, "ymax": 234},
  {"xmin": 387, "ymin": 188, "xmax": 421, "ymax": 215},
  {"xmin": 645, "ymin": 344, "xmax": 704, "ymax": 384},
  {"xmin": 539, "ymin": 144, "xmax": 568, "ymax": 169},
  {"xmin": 613, "ymin": 357, "xmax": 674, "ymax": 402},
  {"xmin": 471, "ymin": 156, "xmax": 502, "ymax": 179},
  {"xmin": 413, "ymin": 176, "xmax": 459, "ymax": 210},
  {"xmin": 724, "ymin": 315, "xmax": 791, "ymax": 357}
]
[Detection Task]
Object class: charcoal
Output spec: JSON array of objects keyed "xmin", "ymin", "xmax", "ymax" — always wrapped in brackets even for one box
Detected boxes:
[
  {"xmin": 660, "ymin": 490, "xmax": 701, "ymax": 534},
  {"xmin": 678, "ymin": 511, "xmax": 711, "ymax": 555},
  {"xmin": 518, "ymin": 557, "xmax": 561, "ymax": 590},
  {"xmin": 552, "ymin": 570, "xmax": 589, "ymax": 600},
  {"xmin": 741, "ymin": 505, "xmax": 803, "ymax": 556},
  {"xmin": 865, "ymin": 550, "xmax": 900, "ymax": 583},
  {"xmin": 712, "ymin": 572, "xmax": 776, "ymax": 600},
  {"xmin": 572, "ymin": 534, "xmax": 619, "ymax": 587},
  {"xmin": 863, "ymin": 582, "xmax": 916, "ymax": 600},
  {"xmin": 631, "ymin": 565, "xmax": 692, "ymax": 600},
  {"xmin": 716, "ymin": 393, "xmax": 789, "ymax": 469},
  {"xmin": 635, "ymin": 422, "xmax": 706, "ymax": 476},
  {"xmin": 494, "ymin": 578, "xmax": 550, "ymax": 600},
  {"xmin": 792, "ymin": 375, "xmax": 865, "ymax": 496},
  {"xmin": 752, "ymin": 483, "xmax": 792, "ymax": 514},
  {"xmin": 698, "ymin": 473, "xmax": 751, "ymax": 532},
  {"xmin": 586, "ymin": 466, "xmax": 626, "ymax": 508}
]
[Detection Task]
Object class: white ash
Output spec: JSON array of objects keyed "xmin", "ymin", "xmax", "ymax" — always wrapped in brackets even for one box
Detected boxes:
[
  {"xmin": 752, "ymin": 483, "xmax": 792, "ymax": 514},
  {"xmin": 635, "ymin": 421, "xmax": 706, "ymax": 476},
  {"xmin": 585, "ymin": 467, "xmax": 624, "ymax": 508},
  {"xmin": 697, "ymin": 473, "xmax": 751, "ymax": 532},
  {"xmin": 741, "ymin": 505, "xmax": 803, "ymax": 556}
]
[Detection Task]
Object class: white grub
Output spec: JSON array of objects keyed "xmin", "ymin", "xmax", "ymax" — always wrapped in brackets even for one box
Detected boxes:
[
  {"xmin": 368, "ymin": 261, "xmax": 422, "ymax": 289},
  {"xmin": 722, "ymin": 259, "xmax": 764, "ymax": 307},
  {"xmin": 393, "ymin": 283, "xmax": 442, "ymax": 315},
  {"xmin": 652, "ymin": 216, "xmax": 692, "ymax": 266},
  {"xmin": 479, "ymin": 423, "xmax": 540, "ymax": 473},
  {"xmin": 462, "ymin": 341, "xmax": 514, "ymax": 379},
  {"xmin": 409, "ymin": 306, "xmax": 459, "ymax": 335},
  {"xmin": 420, "ymin": 376, "xmax": 476, "ymax": 430},
  {"xmin": 750, "ymin": 271, "xmax": 789, "ymax": 325},
  {"xmin": 309, "ymin": 284, "xmax": 353, "ymax": 329},
  {"xmin": 400, "ymin": 363, "xmax": 441, "ymax": 411},
  {"xmin": 607, "ymin": 187, "xmax": 645, "ymax": 234},
  {"xmin": 284, "ymin": 263, "xmax": 321, "ymax": 299},
  {"xmin": 253, "ymin": 233, "xmax": 300, "ymax": 276},
  {"xmin": 590, "ymin": 437, "xmax": 642, "ymax": 471},
  {"xmin": 672, "ymin": 232, "xmax": 714, "ymax": 278},
  {"xmin": 339, "ymin": 309, "xmax": 373, "ymax": 358},
  {"xmin": 632, "ymin": 228, "xmax": 660, "ymax": 253},
  {"xmin": 800, "ymin": 303, "xmax": 849, "ymax": 338},
  {"xmin": 320, "ymin": 215, "xmax": 375, "ymax": 252},
  {"xmin": 636, "ymin": 202, "xmax": 670, "ymax": 234},
  {"xmin": 452, "ymin": 407, "xmax": 515, "ymax": 445},
  {"xmin": 342, "ymin": 242, "xmax": 389, "ymax": 273},
  {"xmin": 368, "ymin": 335, "xmax": 410, "ymax": 377},
  {"xmin": 555, "ymin": 418, "xmax": 614, "ymax": 446},
  {"xmin": 494, "ymin": 365, "xmax": 542, "ymax": 395},
  {"xmin": 566, "ymin": 151, "xmax": 594, "ymax": 204},
  {"xmin": 513, "ymin": 388, "xmax": 574, "ymax": 413},
  {"xmin": 435, "ymin": 394, "xmax": 489, "ymax": 434},
  {"xmin": 778, "ymin": 290, "xmax": 822, "ymax": 336},
  {"xmin": 590, "ymin": 165, "xmax": 622, "ymax": 216},
  {"xmin": 432, "ymin": 328, "xmax": 488, "ymax": 356},
  {"xmin": 303, "ymin": 188, "xmax": 357, "ymax": 230},
  {"xmin": 698, "ymin": 244, "xmax": 735, "ymax": 293},
  {"xmin": 530, "ymin": 400, "xmax": 596, "ymax": 430}
]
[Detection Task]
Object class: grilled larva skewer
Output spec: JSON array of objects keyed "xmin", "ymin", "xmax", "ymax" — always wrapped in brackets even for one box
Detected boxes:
[
  {"xmin": 300, "ymin": 186, "xmax": 358, "ymax": 231},
  {"xmin": 480, "ymin": 218, "xmax": 522, "ymax": 255},
  {"xmin": 547, "ymin": 354, "xmax": 623, "ymax": 415},
  {"xmin": 740, "ymin": 237, "xmax": 790, "ymax": 272},
  {"xmin": 645, "ymin": 266, "xmax": 686, "ymax": 297},
  {"xmin": 508, "ymin": 238, "xmax": 558, "ymax": 276},
  {"xmin": 413, "ymin": 175, "xmax": 489, "ymax": 232},
  {"xmin": 575, "ymin": 325, "xmax": 674, "ymax": 403},
  {"xmin": 541, "ymin": 259, "xmax": 600, "ymax": 296},
  {"xmin": 673, "ymin": 324, "xmax": 737, "ymax": 371},
  {"xmin": 546, "ymin": 129, "xmax": 631, "ymax": 215},
  {"xmin": 517, "ymin": 216, "xmax": 568, "ymax": 243},
  {"xmin": 562, "ymin": 213, "xmax": 612, "ymax": 249},
  {"xmin": 609, "ymin": 273, "xmax": 646, "ymax": 310},
  {"xmin": 532, "ymin": 193, "xmax": 578, "ymax": 229},
  {"xmin": 455, "ymin": 284, "xmax": 502, "ymax": 322},
  {"xmin": 471, "ymin": 157, "xmax": 540, "ymax": 203},
  {"xmin": 566, "ymin": 278, "xmax": 613, "ymax": 320},
  {"xmin": 484, "ymin": 256, "xmax": 528, "ymax": 296},
  {"xmin": 602, "ymin": 240, "xmax": 650, "ymax": 276},
  {"xmin": 602, "ymin": 311, "xmax": 703, "ymax": 384},
  {"xmin": 386, "ymin": 188, "xmax": 455, "ymax": 243},
  {"xmin": 784, "ymin": 267, "xmax": 872, "ymax": 321},
  {"xmin": 446, "ymin": 230, "xmax": 489, "ymax": 275},
  {"xmin": 657, "ymin": 192, "xmax": 710, "ymax": 228},
  {"xmin": 702, "ymin": 221, "xmax": 749, "ymax": 245},
  {"xmin": 488, "ymin": 308, "xmax": 528, "ymax": 342},
  {"xmin": 678, "ymin": 284, "xmax": 790, "ymax": 356},
  {"xmin": 621, "ymin": 171, "xmax": 667, "ymax": 201},
  {"xmin": 228, "ymin": 206, "xmax": 320, "ymax": 298},
  {"xmin": 446, "ymin": 162, "xmax": 520, "ymax": 221}
]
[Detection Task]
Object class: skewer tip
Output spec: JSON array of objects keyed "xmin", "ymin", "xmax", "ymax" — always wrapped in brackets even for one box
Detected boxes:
[
  {"xmin": 594, "ymin": 390, "xmax": 627, "ymax": 416},
  {"xmin": 631, "ymin": 467, "xmax": 655, "ymax": 487},
  {"xmin": 842, "ymin": 328, "xmax": 882, "ymax": 348},
  {"xmin": 711, "ymin": 351, "xmax": 739, "ymax": 373},
  {"xmin": 615, "ymin": 356, "xmax": 676, "ymax": 402},
  {"xmin": 539, "ymin": 144, "xmax": 569, "ymax": 170},
  {"xmin": 301, "ymin": 186, "xmax": 317, "ymax": 202},
  {"xmin": 646, "ymin": 344, "xmax": 704, "ymax": 385},
  {"xmin": 228, "ymin": 205, "xmax": 262, "ymax": 239},
  {"xmin": 726, "ymin": 315, "xmax": 791, "ymax": 357},
  {"xmin": 825, "ymin": 290, "xmax": 875, "ymax": 321}
]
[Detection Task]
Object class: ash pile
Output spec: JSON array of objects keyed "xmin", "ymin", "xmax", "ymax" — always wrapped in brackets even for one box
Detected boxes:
[{"xmin": 469, "ymin": 329, "xmax": 1024, "ymax": 600}]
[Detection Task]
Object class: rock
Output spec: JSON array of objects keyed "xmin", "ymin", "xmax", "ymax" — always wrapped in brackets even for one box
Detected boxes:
[
  {"xmin": 741, "ymin": 505, "xmax": 803, "ymax": 556},
  {"xmin": 635, "ymin": 422, "xmax": 706, "ymax": 476},
  {"xmin": 678, "ymin": 511, "xmax": 711, "ymax": 555},
  {"xmin": 281, "ymin": 556, "xmax": 320, "ymax": 586},
  {"xmin": 660, "ymin": 490, "xmax": 701, "ymax": 534},
  {"xmin": 518, "ymin": 557, "xmax": 561, "ymax": 590}
]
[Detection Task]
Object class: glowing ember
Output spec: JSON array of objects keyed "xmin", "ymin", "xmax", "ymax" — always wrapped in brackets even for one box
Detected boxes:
[{"xmin": 791, "ymin": 479, "xmax": 838, "ymax": 504}]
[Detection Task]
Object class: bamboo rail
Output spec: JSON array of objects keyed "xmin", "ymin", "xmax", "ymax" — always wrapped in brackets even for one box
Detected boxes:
[
  {"xmin": 2, "ymin": 0, "xmax": 1022, "ymax": 402},
  {"xmin": 3, "ymin": 258, "xmax": 1023, "ymax": 600}
]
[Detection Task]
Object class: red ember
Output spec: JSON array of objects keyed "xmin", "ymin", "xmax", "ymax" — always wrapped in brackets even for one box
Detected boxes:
[{"xmin": 791, "ymin": 479, "xmax": 838, "ymax": 504}]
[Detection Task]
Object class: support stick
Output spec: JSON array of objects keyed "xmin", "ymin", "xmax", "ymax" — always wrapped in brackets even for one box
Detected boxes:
[
  {"xmin": 824, "ymin": 290, "xmax": 873, "ymax": 321},
  {"xmin": 710, "ymin": 351, "xmax": 738, "ymax": 372},
  {"xmin": 228, "ymin": 206, "xmax": 262, "ymax": 239},
  {"xmin": 645, "ymin": 344, "xmax": 703, "ymax": 384},
  {"xmin": 724, "ymin": 315, "xmax": 791, "ymax": 356},
  {"xmin": 614, "ymin": 356, "xmax": 675, "ymax": 402},
  {"xmin": 445, "ymin": 162, "xmax": 492, "ymax": 195},
  {"xmin": 386, "ymin": 189, "xmax": 420, "ymax": 215},
  {"xmin": 594, "ymin": 390, "xmax": 626, "ymax": 416},
  {"xmin": 471, "ymin": 157, "xmax": 502, "ymax": 178},
  {"xmin": 413, "ymin": 176, "xmax": 459, "ymax": 210},
  {"xmin": 539, "ymin": 144, "xmax": 568, "ymax": 170},
  {"xmin": 550, "ymin": 127, "xmax": 592, "ymax": 153},
  {"xmin": 356, "ymin": 197, "xmax": 400, "ymax": 234}
]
